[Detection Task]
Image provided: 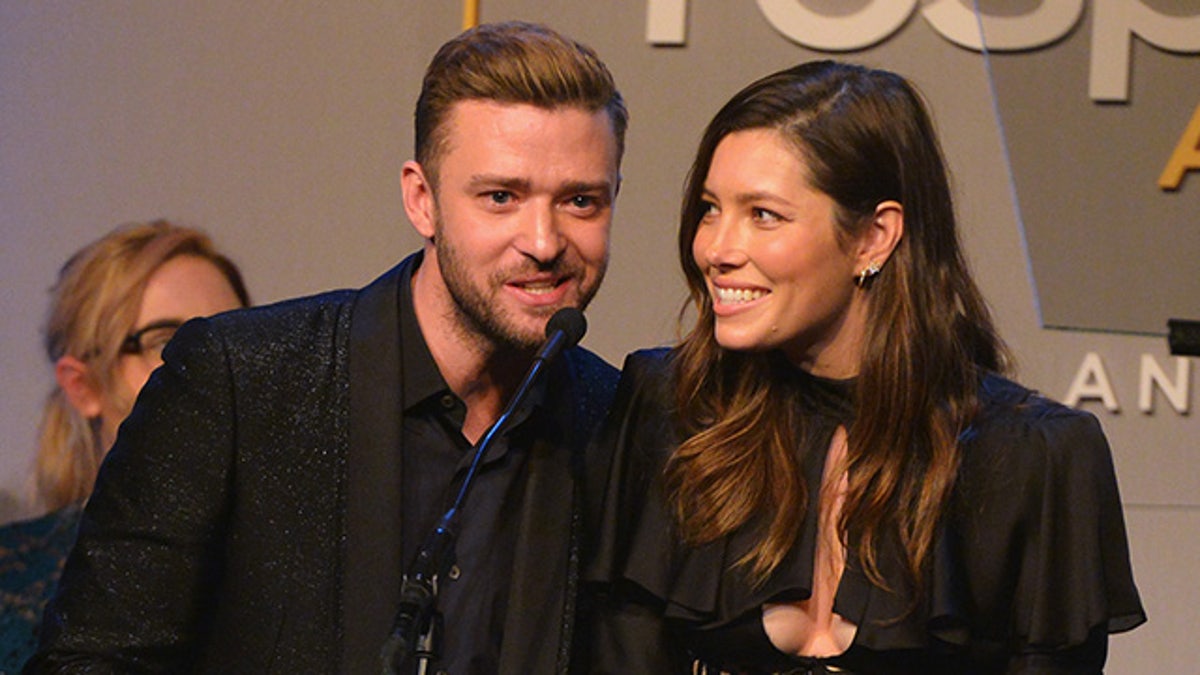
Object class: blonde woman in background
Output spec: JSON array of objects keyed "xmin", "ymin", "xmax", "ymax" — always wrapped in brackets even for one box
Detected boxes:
[{"xmin": 0, "ymin": 220, "xmax": 248, "ymax": 672}]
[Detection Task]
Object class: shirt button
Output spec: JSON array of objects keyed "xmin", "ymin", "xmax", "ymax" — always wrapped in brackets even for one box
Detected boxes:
[
  {"xmin": 448, "ymin": 564, "xmax": 461, "ymax": 580},
  {"xmin": 440, "ymin": 394, "xmax": 456, "ymax": 409}
]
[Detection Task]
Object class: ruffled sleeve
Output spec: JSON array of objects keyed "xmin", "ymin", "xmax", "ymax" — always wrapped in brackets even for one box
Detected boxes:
[
  {"xmin": 932, "ymin": 375, "xmax": 1146, "ymax": 652},
  {"xmin": 587, "ymin": 349, "xmax": 830, "ymax": 618},
  {"xmin": 584, "ymin": 348, "xmax": 690, "ymax": 672},
  {"xmin": 584, "ymin": 349, "xmax": 853, "ymax": 671},
  {"xmin": 585, "ymin": 348, "xmax": 676, "ymax": 591},
  {"xmin": 849, "ymin": 376, "xmax": 1146, "ymax": 667}
]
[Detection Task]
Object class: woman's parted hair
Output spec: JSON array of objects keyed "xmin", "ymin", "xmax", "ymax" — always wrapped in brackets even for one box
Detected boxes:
[
  {"xmin": 35, "ymin": 219, "xmax": 249, "ymax": 511},
  {"xmin": 413, "ymin": 21, "xmax": 628, "ymax": 188},
  {"xmin": 669, "ymin": 61, "xmax": 1008, "ymax": 591}
]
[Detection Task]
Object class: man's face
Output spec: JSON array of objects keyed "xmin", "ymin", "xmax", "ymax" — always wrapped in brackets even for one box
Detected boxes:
[{"xmin": 406, "ymin": 100, "xmax": 620, "ymax": 351}]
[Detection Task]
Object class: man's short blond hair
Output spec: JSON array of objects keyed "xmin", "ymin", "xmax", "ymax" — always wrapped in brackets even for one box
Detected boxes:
[{"xmin": 414, "ymin": 21, "xmax": 627, "ymax": 187}]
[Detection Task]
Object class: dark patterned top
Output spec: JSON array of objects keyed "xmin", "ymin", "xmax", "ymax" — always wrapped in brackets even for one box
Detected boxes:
[
  {"xmin": 0, "ymin": 506, "xmax": 81, "ymax": 674},
  {"xmin": 586, "ymin": 348, "xmax": 1145, "ymax": 674}
]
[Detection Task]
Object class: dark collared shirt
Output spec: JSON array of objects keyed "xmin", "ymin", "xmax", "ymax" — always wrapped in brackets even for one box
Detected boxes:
[{"xmin": 396, "ymin": 270, "xmax": 547, "ymax": 675}]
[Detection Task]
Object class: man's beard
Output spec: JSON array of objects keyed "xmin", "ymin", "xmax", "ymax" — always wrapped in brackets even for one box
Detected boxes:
[{"xmin": 434, "ymin": 215, "xmax": 605, "ymax": 353}]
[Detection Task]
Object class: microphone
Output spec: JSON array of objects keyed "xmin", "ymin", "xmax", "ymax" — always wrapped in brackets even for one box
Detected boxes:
[
  {"xmin": 381, "ymin": 307, "xmax": 586, "ymax": 674},
  {"xmin": 535, "ymin": 307, "xmax": 587, "ymax": 363}
]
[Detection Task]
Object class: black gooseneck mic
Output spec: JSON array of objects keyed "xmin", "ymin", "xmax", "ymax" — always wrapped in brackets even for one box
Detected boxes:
[{"xmin": 381, "ymin": 307, "xmax": 587, "ymax": 675}]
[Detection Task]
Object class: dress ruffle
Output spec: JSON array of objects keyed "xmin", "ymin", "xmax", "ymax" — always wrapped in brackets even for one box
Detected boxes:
[{"xmin": 587, "ymin": 348, "xmax": 1145, "ymax": 671}]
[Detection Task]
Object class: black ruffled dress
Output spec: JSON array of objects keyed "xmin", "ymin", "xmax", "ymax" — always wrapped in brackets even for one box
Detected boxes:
[{"xmin": 585, "ymin": 349, "xmax": 1145, "ymax": 674}]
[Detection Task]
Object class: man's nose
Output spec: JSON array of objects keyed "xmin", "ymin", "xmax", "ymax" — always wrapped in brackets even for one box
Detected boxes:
[{"xmin": 517, "ymin": 204, "xmax": 567, "ymax": 264}]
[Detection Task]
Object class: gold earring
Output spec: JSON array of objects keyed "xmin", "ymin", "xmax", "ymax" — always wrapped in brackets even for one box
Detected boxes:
[{"xmin": 855, "ymin": 261, "xmax": 881, "ymax": 288}]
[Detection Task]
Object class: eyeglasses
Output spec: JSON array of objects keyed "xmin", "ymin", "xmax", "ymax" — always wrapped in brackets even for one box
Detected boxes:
[{"xmin": 119, "ymin": 319, "xmax": 184, "ymax": 360}]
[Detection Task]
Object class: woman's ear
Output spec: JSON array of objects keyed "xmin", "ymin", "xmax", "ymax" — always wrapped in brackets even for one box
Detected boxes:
[
  {"xmin": 856, "ymin": 200, "xmax": 904, "ymax": 274},
  {"xmin": 55, "ymin": 355, "xmax": 104, "ymax": 419}
]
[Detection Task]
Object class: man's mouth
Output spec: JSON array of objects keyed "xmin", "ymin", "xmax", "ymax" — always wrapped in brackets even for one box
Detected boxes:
[{"xmin": 516, "ymin": 280, "xmax": 561, "ymax": 295}]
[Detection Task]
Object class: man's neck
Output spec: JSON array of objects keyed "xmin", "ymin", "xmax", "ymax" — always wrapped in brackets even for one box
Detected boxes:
[
  {"xmin": 411, "ymin": 264, "xmax": 534, "ymax": 444},
  {"xmin": 446, "ymin": 351, "xmax": 531, "ymax": 444}
]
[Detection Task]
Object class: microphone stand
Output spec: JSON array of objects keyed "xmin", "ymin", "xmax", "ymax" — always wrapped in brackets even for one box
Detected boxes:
[{"xmin": 381, "ymin": 313, "xmax": 581, "ymax": 675}]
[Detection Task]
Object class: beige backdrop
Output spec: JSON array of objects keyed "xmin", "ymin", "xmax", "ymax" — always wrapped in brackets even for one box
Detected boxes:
[{"xmin": 2, "ymin": 2, "xmax": 1196, "ymax": 671}]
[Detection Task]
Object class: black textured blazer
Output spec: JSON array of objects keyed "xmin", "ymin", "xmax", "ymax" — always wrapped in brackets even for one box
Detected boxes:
[{"xmin": 30, "ymin": 255, "xmax": 619, "ymax": 674}]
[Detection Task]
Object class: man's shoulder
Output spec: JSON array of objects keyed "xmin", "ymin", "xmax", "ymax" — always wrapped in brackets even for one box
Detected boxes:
[
  {"xmin": 163, "ymin": 288, "xmax": 362, "ymax": 380},
  {"xmin": 564, "ymin": 345, "xmax": 619, "ymax": 381},
  {"xmin": 207, "ymin": 256, "xmax": 414, "ymax": 343},
  {"xmin": 211, "ymin": 288, "xmax": 359, "ymax": 335},
  {"xmin": 213, "ymin": 255, "xmax": 420, "ymax": 343},
  {"xmin": 563, "ymin": 346, "xmax": 620, "ymax": 408}
]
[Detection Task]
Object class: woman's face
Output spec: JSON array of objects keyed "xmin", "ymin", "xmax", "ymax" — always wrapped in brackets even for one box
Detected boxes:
[
  {"xmin": 98, "ymin": 255, "xmax": 244, "ymax": 447},
  {"xmin": 691, "ymin": 128, "xmax": 869, "ymax": 378}
]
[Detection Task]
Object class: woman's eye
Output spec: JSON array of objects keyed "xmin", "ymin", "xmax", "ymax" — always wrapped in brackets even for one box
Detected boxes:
[
  {"xmin": 752, "ymin": 207, "xmax": 782, "ymax": 223},
  {"xmin": 140, "ymin": 326, "xmax": 179, "ymax": 359}
]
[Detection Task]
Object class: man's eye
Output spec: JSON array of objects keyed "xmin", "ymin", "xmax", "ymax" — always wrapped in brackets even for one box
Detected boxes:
[
  {"xmin": 570, "ymin": 195, "xmax": 598, "ymax": 209},
  {"xmin": 488, "ymin": 191, "xmax": 513, "ymax": 205}
]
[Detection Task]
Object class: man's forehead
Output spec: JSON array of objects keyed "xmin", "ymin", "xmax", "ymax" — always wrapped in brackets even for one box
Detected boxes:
[
  {"xmin": 443, "ymin": 99, "xmax": 616, "ymax": 138},
  {"xmin": 436, "ymin": 100, "xmax": 620, "ymax": 177}
]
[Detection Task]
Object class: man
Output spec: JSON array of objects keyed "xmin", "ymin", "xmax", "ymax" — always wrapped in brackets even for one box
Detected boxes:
[{"xmin": 29, "ymin": 22, "xmax": 626, "ymax": 674}]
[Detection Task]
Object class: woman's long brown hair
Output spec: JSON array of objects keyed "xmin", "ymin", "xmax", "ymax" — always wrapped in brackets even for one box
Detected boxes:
[{"xmin": 666, "ymin": 61, "xmax": 1009, "ymax": 592}]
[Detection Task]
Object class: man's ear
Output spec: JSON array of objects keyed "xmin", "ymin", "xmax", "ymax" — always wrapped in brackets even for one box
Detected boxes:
[
  {"xmin": 55, "ymin": 355, "xmax": 103, "ymax": 419},
  {"xmin": 401, "ymin": 160, "xmax": 437, "ymax": 241},
  {"xmin": 856, "ymin": 200, "xmax": 904, "ymax": 273}
]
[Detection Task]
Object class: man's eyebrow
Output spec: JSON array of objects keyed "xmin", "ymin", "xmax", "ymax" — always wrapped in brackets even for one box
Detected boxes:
[
  {"xmin": 559, "ymin": 179, "xmax": 616, "ymax": 198},
  {"xmin": 465, "ymin": 175, "xmax": 615, "ymax": 198},
  {"xmin": 466, "ymin": 174, "xmax": 532, "ymax": 192}
]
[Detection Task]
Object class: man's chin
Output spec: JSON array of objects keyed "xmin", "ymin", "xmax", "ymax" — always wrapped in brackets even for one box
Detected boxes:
[
  {"xmin": 484, "ymin": 299, "xmax": 583, "ymax": 350},
  {"xmin": 507, "ymin": 325, "xmax": 553, "ymax": 351}
]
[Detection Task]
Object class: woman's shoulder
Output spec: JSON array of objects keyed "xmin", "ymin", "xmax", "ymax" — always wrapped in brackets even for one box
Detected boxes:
[
  {"xmin": 621, "ymin": 346, "xmax": 674, "ymax": 377},
  {"xmin": 955, "ymin": 373, "xmax": 1126, "ymax": 568},
  {"xmin": 612, "ymin": 347, "xmax": 676, "ymax": 411},
  {"xmin": 976, "ymin": 372, "xmax": 1082, "ymax": 419},
  {"xmin": 0, "ymin": 506, "xmax": 82, "ymax": 675},
  {"xmin": 616, "ymin": 343, "xmax": 675, "ymax": 397},
  {"xmin": 966, "ymin": 373, "xmax": 1108, "ymax": 466},
  {"xmin": 0, "ymin": 505, "xmax": 81, "ymax": 556},
  {"xmin": 0, "ymin": 505, "xmax": 81, "ymax": 604},
  {"xmin": 954, "ymin": 372, "xmax": 1121, "ymax": 557}
]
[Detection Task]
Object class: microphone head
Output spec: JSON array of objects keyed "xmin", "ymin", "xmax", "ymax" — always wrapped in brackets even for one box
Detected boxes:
[{"xmin": 546, "ymin": 307, "xmax": 587, "ymax": 349}]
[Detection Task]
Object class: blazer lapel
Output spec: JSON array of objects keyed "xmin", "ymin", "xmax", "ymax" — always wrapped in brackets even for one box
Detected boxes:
[
  {"xmin": 497, "ymin": 433, "xmax": 575, "ymax": 675},
  {"xmin": 341, "ymin": 259, "xmax": 409, "ymax": 674},
  {"xmin": 498, "ymin": 363, "xmax": 582, "ymax": 675}
]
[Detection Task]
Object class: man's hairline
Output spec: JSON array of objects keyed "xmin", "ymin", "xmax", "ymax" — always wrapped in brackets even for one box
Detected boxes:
[{"xmin": 421, "ymin": 97, "xmax": 625, "ymax": 192}]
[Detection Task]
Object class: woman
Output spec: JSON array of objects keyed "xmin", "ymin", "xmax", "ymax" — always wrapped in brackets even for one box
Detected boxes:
[
  {"xmin": 587, "ymin": 61, "xmax": 1144, "ymax": 673},
  {"xmin": 0, "ymin": 220, "xmax": 249, "ymax": 672}
]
